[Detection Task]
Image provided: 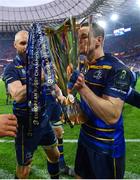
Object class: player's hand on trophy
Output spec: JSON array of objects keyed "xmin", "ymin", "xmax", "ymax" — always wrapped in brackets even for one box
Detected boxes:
[
  {"xmin": 66, "ymin": 94, "xmax": 75, "ymax": 104},
  {"xmin": 58, "ymin": 93, "xmax": 75, "ymax": 105},
  {"xmin": 57, "ymin": 95, "xmax": 67, "ymax": 104},
  {"xmin": 74, "ymin": 73, "xmax": 86, "ymax": 91},
  {"xmin": 0, "ymin": 114, "xmax": 18, "ymax": 137}
]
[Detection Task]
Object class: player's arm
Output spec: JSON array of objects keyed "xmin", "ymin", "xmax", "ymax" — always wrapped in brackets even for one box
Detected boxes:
[
  {"xmin": 55, "ymin": 84, "xmax": 66, "ymax": 104},
  {"xmin": 8, "ymin": 81, "xmax": 26, "ymax": 103},
  {"xmin": 3, "ymin": 64, "xmax": 27, "ymax": 103},
  {"xmin": 74, "ymin": 73, "xmax": 124, "ymax": 125},
  {"xmin": 126, "ymin": 88, "xmax": 140, "ymax": 108}
]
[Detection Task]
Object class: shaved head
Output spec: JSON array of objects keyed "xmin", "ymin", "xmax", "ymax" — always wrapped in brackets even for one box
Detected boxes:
[
  {"xmin": 14, "ymin": 30, "xmax": 28, "ymax": 43},
  {"xmin": 14, "ymin": 30, "xmax": 29, "ymax": 55}
]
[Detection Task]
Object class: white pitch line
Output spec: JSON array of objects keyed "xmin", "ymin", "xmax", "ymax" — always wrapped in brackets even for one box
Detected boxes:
[
  {"xmin": 125, "ymin": 139, "xmax": 140, "ymax": 142},
  {"xmin": 64, "ymin": 139, "xmax": 140, "ymax": 143},
  {"xmin": 0, "ymin": 166, "xmax": 139, "ymax": 179},
  {"xmin": 1, "ymin": 139, "xmax": 140, "ymax": 143},
  {"xmin": 0, "ymin": 139, "xmax": 14, "ymax": 143}
]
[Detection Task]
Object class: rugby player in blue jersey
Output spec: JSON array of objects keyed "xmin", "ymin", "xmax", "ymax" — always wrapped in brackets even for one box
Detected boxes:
[
  {"xmin": 3, "ymin": 30, "xmax": 60, "ymax": 179},
  {"xmin": 72, "ymin": 23, "xmax": 132, "ymax": 179}
]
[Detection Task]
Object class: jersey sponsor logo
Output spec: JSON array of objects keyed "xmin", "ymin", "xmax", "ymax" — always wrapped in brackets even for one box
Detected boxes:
[
  {"xmin": 120, "ymin": 70, "xmax": 127, "ymax": 80},
  {"xmin": 114, "ymin": 69, "xmax": 130, "ymax": 91},
  {"xmin": 93, "ymin": 70, "xmax": 103, "ymax": 80}
]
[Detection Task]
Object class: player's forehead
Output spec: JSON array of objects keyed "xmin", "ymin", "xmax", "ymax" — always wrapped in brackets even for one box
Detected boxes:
[
  {"xmin": 15, "ymin": 31, "xmax": 28, "ymax": 42},
  {"xmin": 78, "ymin": 26, "xmax": 90, "ymax": 36}
]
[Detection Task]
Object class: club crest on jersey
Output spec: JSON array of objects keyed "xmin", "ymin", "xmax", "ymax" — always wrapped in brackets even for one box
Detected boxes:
[{"xmin": 93, "ymin": 70, "xmax": 102, "ymax": 80}]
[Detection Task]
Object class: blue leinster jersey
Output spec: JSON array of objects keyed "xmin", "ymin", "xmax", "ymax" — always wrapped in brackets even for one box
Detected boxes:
[
  {"xmin": 3, "ymin": 55, "xmax": 47, "ymax": 116},
  {"xmin": 79, "ymin": 53, "xmax": 132, "ymax": 158}
]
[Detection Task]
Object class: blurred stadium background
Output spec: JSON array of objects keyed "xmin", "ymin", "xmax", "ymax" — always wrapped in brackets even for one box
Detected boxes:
[{"xmin": 0, "ymin": 0, "xmax": 140, "ymax": 178}]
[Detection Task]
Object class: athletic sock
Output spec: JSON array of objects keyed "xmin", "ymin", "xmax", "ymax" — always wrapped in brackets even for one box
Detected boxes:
[
  {"xmin": 58, "ymin": 138, "xmax": 66, "ymax": 169},
  {"xmin": 47, "ymin": 160, "xmax": 59, "ymax": 179}
]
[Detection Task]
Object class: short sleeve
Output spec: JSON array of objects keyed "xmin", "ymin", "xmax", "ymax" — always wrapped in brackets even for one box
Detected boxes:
[
  {"xmin": 3, "ymin": 64, "xmax": 20, "ymax": 85},
  {"xmin": 103, "ymin": 68, "xmax": 131, "ymax": 101}
]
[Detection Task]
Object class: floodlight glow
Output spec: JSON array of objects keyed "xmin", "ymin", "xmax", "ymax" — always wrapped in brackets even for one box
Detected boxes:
[
  {"xmin": 97, "ymin": 20, "xmax": 107, "ymax": 29},
  {"xmin": 110, "ymin": 14, "xmax": 119, "ymax": 21},
  {"xmin": 137, "ymin": 0, "xmax": 140, "ymax": 6}
]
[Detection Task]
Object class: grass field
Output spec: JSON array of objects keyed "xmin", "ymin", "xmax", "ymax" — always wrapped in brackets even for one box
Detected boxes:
[{"xmin": 0, "ymin": 78, "xmax": 140, "ymax": 179}]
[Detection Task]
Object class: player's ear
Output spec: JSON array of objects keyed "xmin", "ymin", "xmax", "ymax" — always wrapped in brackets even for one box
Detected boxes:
[
  {"xmin": 14, "ymin": 41, "xmax": 16, "ymax": 49},
  {"xmin": 96, "ymin": 36, "xmax": 103, "ymax": 48},
  {"xmin": 97, "ymin": 36, "xmax": 103, "ymax": 44}
]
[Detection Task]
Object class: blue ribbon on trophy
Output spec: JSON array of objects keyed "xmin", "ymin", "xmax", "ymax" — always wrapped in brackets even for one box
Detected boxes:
[
  {"xmin": 26, "ymin": 23, "xmax": 55, "ymax": 136},
  {"xmin": 36, "ymin": 24, "xmax": 55, "ymax": 87}
]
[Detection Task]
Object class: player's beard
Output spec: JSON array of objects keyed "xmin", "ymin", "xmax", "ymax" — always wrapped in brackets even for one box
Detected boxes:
[
  {"xmin": 79, "ymin": 43, "xmax": 87, "ymax": 56},
  {"xmin": 18, "ymin": 52, "xmax": 27, "ymax": 65},
  {"xmin": 86, "ymin": 48, "xmax": 95, "ymax": 64},
  {"xmin": 79, "ymin": 44, "xmax": 95, "ymax": 65},
  {"xmin": 79, "ymin": 37, "xmax": 96, "ymax": 64}
]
